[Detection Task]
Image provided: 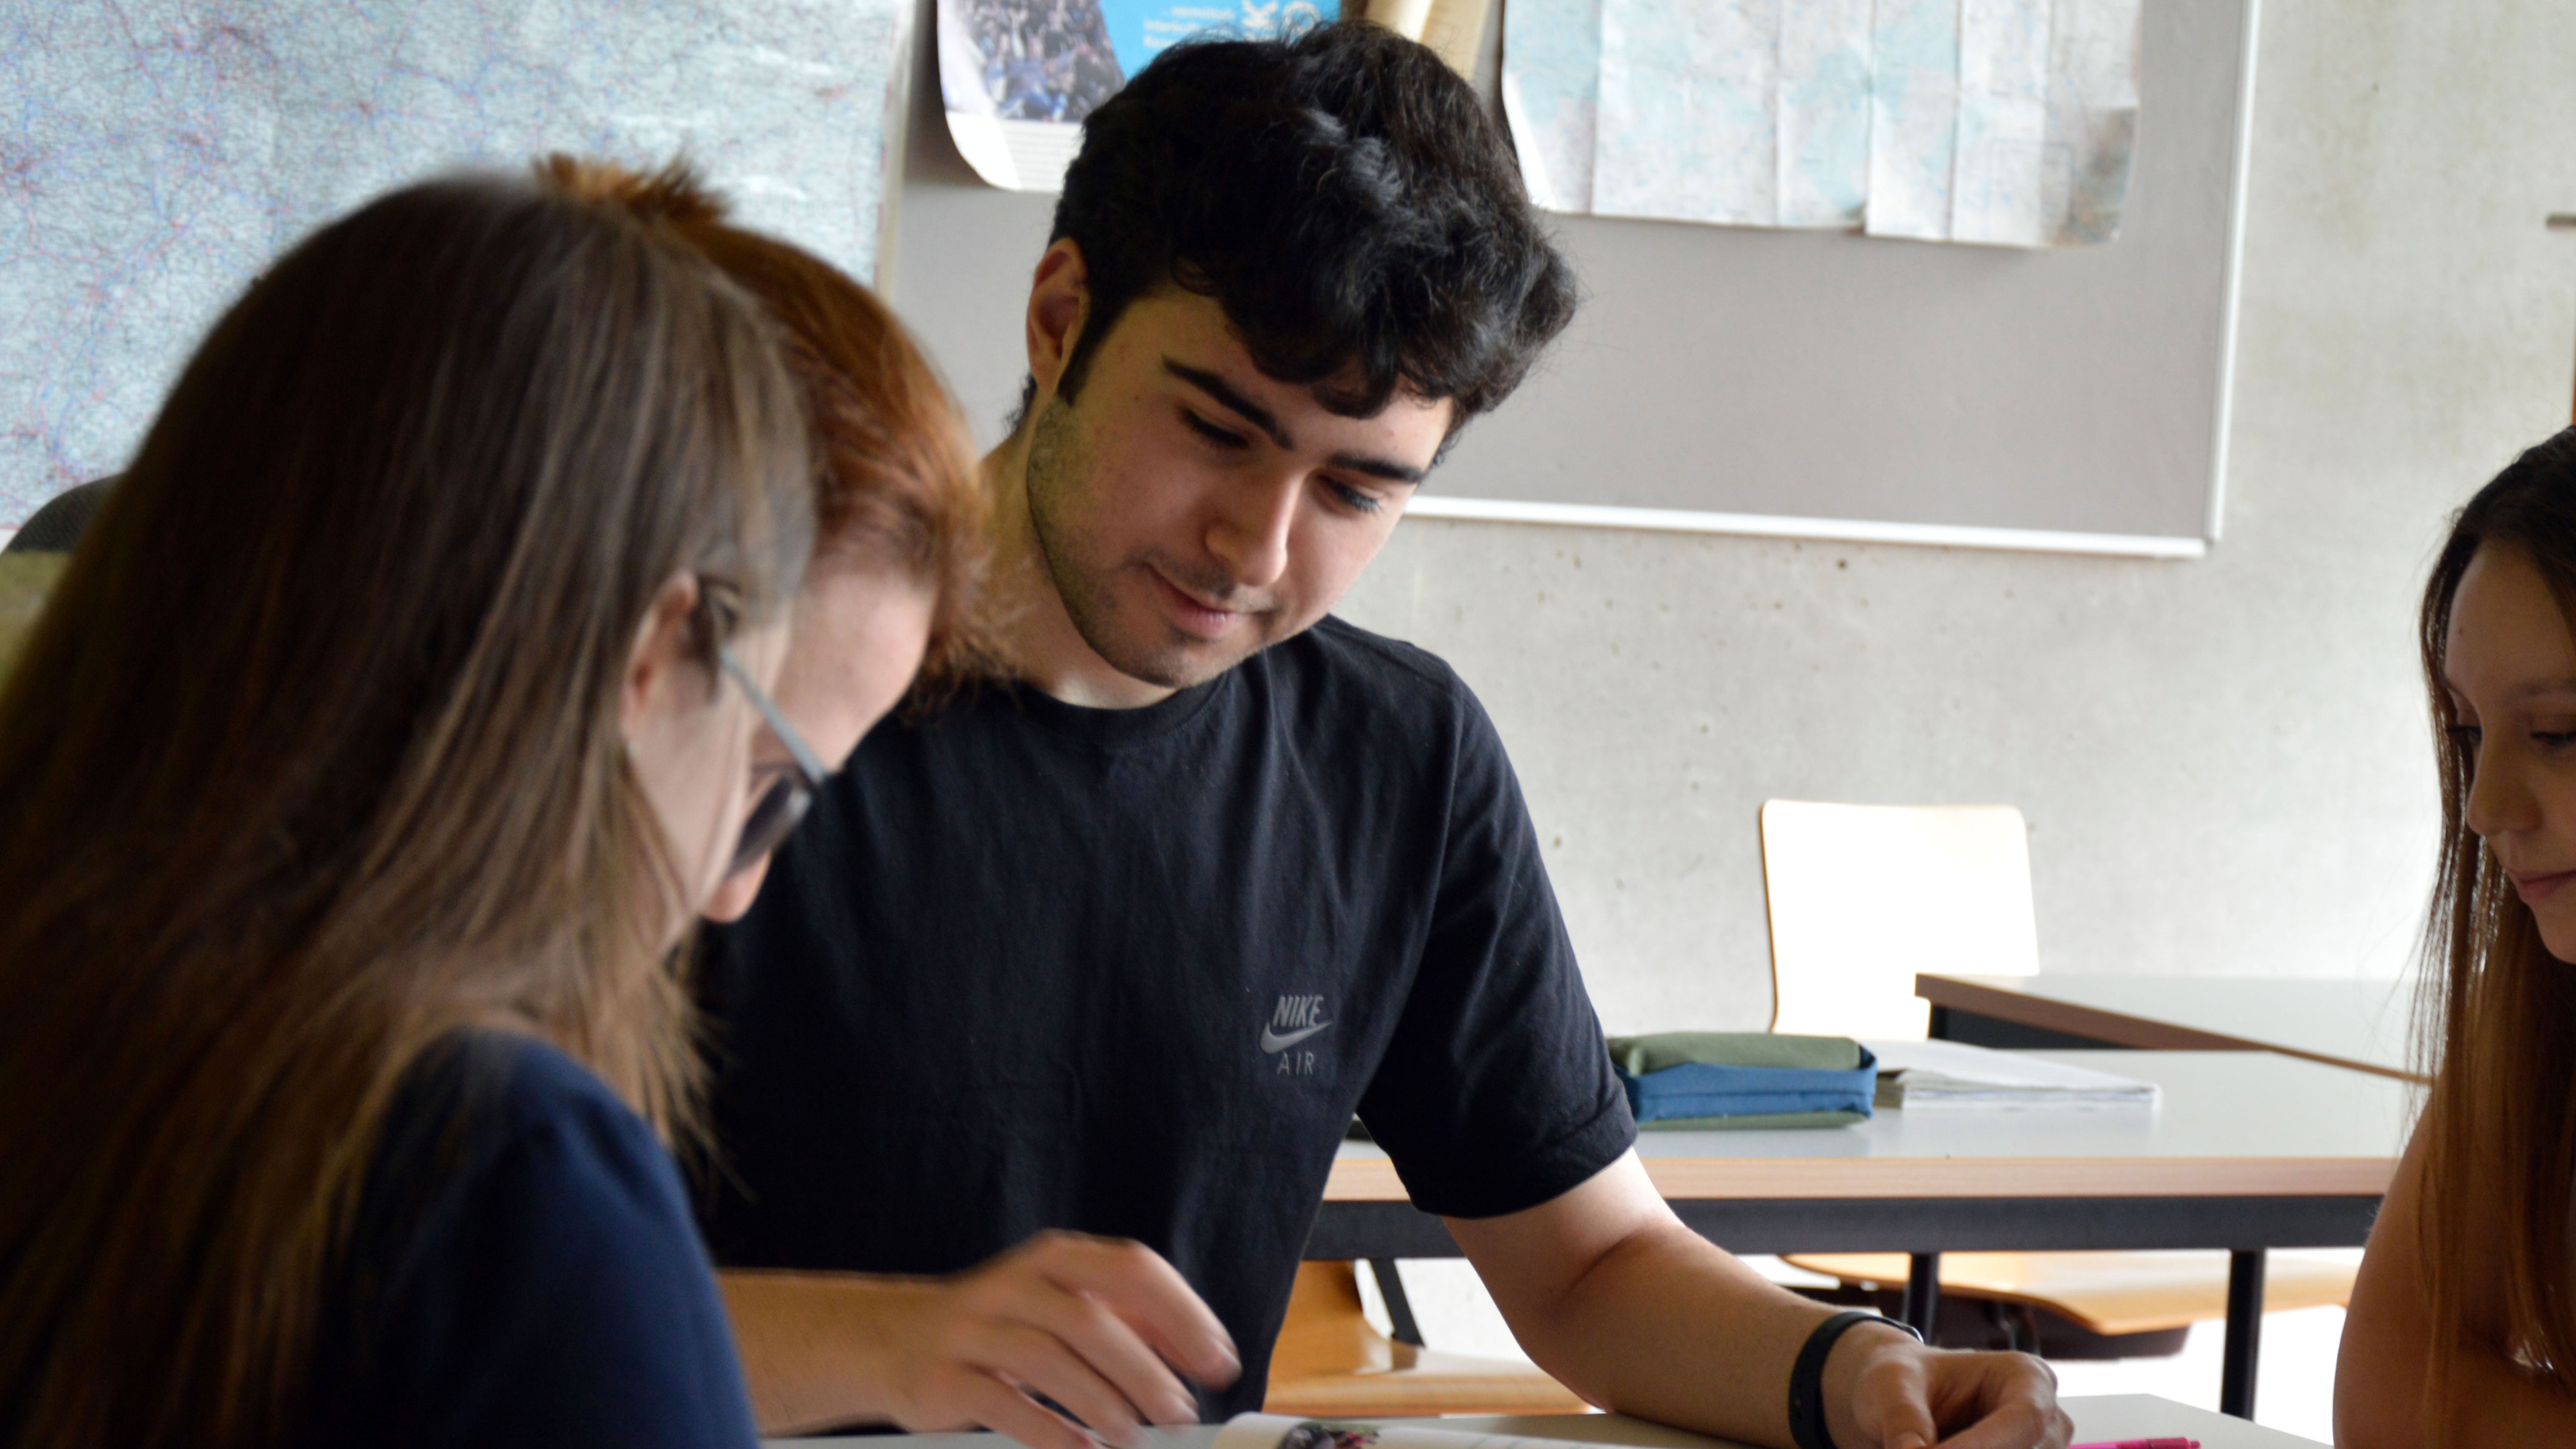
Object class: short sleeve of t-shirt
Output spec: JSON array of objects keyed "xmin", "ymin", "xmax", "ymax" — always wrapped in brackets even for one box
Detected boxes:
[
  {"xmin": 1351, "ymin": 656, "xmax": 1637, "ymax": 1219},
  {"xmin": 307, "ymin": 1032, "xmax": 759, "ymax": 1449}
]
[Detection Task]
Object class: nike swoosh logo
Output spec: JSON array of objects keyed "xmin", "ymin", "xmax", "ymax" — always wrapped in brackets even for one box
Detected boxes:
[{"xmin": 1259, "ymin": 1020, "xmax": 1332, "ymax": 1053}]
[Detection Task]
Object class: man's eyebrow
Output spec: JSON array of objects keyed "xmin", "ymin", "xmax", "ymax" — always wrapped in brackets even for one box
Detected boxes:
[
  {"xmin": 1163, "ymin": 358, "xmax": 1429, "ymax": 485},
  {"xmin": 1329, "ymin": 450, "xmax": 1426, "ymax": 486},
  {"xmin": 1165, "ymin": 360, "xmax": 1291, "ymax": 450}
]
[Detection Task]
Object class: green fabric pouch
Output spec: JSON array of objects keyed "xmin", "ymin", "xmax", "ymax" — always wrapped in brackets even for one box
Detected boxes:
[{"xmin": 1607, "ymin": 1031, "xmax": 1874, "ymax": 1131}]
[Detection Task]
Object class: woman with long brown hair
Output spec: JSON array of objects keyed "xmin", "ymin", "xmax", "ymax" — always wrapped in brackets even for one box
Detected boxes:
[
  {"xmin": 2340, "ymin": 427, "xmax": 2576, "ymax": 1443},
  {"xmin": 0, "ymin": 170, "xmax": 815, "ymax": 1446}
]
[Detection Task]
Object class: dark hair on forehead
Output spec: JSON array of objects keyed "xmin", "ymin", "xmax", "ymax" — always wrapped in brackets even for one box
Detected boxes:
[{"xmin": 1041, "ymin": 19, "xmax": 1576, "ymax": 428}]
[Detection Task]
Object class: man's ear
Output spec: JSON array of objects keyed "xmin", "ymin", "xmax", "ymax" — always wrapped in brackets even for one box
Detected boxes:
[
  {"xmin": 1024, "ymin": 238, "xmax": 1091, "ymax": 402},
  {"xmin": 621, "ymin": 571, "xmax": 704, "ymax": 743}
]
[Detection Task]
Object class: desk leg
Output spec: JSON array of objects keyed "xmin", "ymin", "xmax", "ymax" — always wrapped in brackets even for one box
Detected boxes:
[
  {"xmin": 2220, "ymin": 1248, "xmax": 2265, "ymax": 1419},
  {"xmin": 1901, "ymin": 1252, "xmax": 1941, "ymax": 1338},
  {"xmin": 1367, "ymin": 1259, "xmax": 1424, "ymax": 1347}
]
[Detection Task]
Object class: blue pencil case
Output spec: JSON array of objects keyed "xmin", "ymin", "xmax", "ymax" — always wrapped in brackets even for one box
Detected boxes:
[{"xmin": 1608, "ymin": 1032, "xmax": 1878, "ymax": 1129}]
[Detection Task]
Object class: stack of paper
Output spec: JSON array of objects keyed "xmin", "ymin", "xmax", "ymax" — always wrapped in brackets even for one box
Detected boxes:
[{"xmin": 1866, "ymin": 1038, "xmax": 2158, "ymax": 1109}]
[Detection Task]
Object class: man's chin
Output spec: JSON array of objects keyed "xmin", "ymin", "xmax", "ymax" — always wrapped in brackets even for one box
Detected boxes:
[
  {"xmin": 1087, "ymin": 624, "xmax": 1267, "ymax": 692},
  {"xmin": 1102, "ymin": 642, "xmax": 1253, "ymax": 692}
]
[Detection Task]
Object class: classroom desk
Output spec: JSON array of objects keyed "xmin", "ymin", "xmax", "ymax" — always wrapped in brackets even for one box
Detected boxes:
[
  {"xmin": 1917, "ymin": 973, "xmax": 2421, "ymax": 1082},
  {"xmin": 788, "ymin": 1397, "xmax": 2324, "ymax": 1447},
  {"xmin": 1309, "ymin": 1052, "xmax": 2406, "ymax": 1421}
]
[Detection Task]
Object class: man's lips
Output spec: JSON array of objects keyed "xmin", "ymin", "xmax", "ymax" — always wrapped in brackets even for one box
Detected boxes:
[
  {"xmin": 1146, "ymin": 568, "xmax": 1256, "ymax": 640},
  {"xmin": 2508, "ymin": 867, "xmax": 2576, "ymax": 903}
]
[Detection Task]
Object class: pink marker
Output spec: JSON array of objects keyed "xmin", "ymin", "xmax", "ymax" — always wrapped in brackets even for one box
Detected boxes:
[{"xmin": 2069, "ymin": 1440, "xmax": 2199, "ymax": 1449}]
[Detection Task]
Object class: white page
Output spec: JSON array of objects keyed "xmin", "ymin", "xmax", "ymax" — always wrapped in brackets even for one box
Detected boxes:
[
  {"xmin": 1499, "ymin": 0, "xmax": 1604, "ymax": 213},
  {"xmin": 1864, "ymin": 0, "xmax": 1962, "ymax": 239},
  {"xmin": 2041, "ymin": 0, "xmax": 2142, "ymax": 243},
  {"xmin": 1951, "ymin": 0, "xmax": 2053, "ymax": 245},
  {"xmin": 1775, "ymin": 0, "xmax": 1874, "ymax": 227},
  {"xmin": 1866, "ymin": 1038, "xmax": 2159, "ymax": 1093},
  {"xmin": 1593, "ymin": 0, "xmax": 1782, "ymax": 227}
]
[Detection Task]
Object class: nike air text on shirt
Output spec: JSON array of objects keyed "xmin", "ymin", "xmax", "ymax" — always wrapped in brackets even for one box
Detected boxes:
[{"xmin": 1265, "ymin": 994, "xmax": 1332, "ymax": 1073}]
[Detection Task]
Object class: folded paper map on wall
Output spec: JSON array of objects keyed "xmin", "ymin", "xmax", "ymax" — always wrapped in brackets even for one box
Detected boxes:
[{"xmin": 1501, "ymin": 0, "xmax": 2141, "ymax": 247}]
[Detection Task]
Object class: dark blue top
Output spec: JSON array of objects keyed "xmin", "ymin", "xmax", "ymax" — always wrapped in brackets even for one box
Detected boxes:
[{"xmin": 305, "ymin": 1030, "xmax": 758, "ymax": 1449}]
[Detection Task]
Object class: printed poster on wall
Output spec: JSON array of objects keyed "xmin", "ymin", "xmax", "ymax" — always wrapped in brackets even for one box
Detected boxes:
[{"xmin": 940, "ymin": 0, "xmax": 1341, "ymax": 193}]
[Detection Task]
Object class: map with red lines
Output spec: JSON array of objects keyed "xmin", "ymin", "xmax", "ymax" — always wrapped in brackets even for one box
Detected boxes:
[{"xmin": 0, "ymin": 0, "xmax": 908, "ymax": 525}]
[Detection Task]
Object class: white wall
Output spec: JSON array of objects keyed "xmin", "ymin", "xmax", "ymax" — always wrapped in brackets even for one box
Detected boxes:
[{"xmin": 890, "ymin": 0, "xmax": 2576, "ymax": 1033}]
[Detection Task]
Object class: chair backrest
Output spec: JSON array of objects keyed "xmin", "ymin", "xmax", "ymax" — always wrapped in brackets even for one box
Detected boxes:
[{"xmin": 1760, "ymin": 800, "xmax": 2039, "ymax": 1040}]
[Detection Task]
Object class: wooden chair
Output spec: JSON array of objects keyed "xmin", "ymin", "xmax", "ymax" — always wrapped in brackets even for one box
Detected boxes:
[
  {"xmin": 1263, "ymin": 1262, "xmax": 1591, "ymax": 1417},
  {"xmin": 1777, "ymin": 1251, "xmax": 2355, "ymax": 1350},
  {"xmin": 1756, "ymin": 801, "xmax": 2356, "ymax": 1351},
  {"xmin": 1761, "ymin": 800, "xmax": 2038, "ymax": 1039}
]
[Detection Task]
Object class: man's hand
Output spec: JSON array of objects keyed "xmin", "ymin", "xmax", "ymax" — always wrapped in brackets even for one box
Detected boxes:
[
  {"xmin": 1823, "ymin": 1324, "xmax": 2072, "ymax": 1449},
  {"xmin": 1448, "ymin": 1153, "xmax": 2072, "ymax": 1449},
  {"xmin": 868, "ymin": 1232, "xmax": 1240, "ymax": 1449}
]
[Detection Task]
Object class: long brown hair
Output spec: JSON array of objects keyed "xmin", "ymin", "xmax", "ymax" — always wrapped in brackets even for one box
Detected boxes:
[
  {"xmin": 2414, "ymin": 427, "xmax": 2576, "ymax": 1425},
  {"xmin": 539, "ymin": 156, "xmax": 996, "ymax": 693},
  {"xmin": 0, "ymin": 172, "xmax": 811, "ymax": 1444}
]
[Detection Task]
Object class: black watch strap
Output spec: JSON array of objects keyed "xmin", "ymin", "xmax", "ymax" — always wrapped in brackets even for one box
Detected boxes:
[{"xmin": 1788, "ymin": 1310, "xmax": 1924, "ymax": 1449}]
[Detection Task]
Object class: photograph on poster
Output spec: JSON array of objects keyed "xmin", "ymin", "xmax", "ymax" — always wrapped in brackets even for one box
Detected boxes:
[{"xmin": 941, "ymin": 0, "xmax": 1338, "ymax": 190}]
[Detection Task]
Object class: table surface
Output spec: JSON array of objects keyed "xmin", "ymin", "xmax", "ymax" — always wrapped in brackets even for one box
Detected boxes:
[
  {"xmin": 1327, "ymin": 1051, "xmax": 2413, "ymax": 1202},
  {"xmin": 1919, "ymin": 973, "xmax": 2420, "ymax": 1081},
  {"xmin": 788, "ymin": 1398, "xmax": 2322, "ymax": 1448}
]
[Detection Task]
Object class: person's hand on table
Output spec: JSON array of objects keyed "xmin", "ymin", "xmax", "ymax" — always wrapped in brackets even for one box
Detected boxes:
[
  {"xmin": 1823, "ymin": 1322, "xmax": 2073, "ymax": 1449},
  {"xmin": 873, "ymin": 1230, "xmax": 1240, "ymax": 1449}
]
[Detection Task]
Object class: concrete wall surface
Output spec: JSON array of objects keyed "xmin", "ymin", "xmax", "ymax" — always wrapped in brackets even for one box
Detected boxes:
[{"xmin": 889, "ymin": 0, "xmax": 2576, "ymax": 1032}]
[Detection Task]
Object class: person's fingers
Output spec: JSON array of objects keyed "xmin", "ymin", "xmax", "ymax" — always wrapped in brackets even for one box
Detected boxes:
[
  {"xmin": 971, "ymin": 1320, "xmax": 1149, "ymax": 1446},
  {"xmin": 948, "ymin": 1371, "xmax": 1096, "ymax": 1449},
  {"xmin": 1003, "ymin": 1273, "xmax": 1201, "ymax": 1426},
  {"xmin": 1917, "ymin": 1354, "xmax": 2070, "ymax": 1449},
  {"xmin": 1027, "ymin": 1234, "xmax": 1240, "ymax": 1385}
]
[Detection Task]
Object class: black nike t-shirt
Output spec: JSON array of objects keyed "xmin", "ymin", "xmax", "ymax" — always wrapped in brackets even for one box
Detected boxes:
[{"xmin": 697, "ymin": 614, "xmax": 1635, "ymax": 1416}]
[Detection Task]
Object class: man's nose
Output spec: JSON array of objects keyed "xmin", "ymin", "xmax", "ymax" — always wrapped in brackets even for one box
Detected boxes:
[{"xmin": 1205, "ymin": 474, "xmax": 1298, "ymax": 590}]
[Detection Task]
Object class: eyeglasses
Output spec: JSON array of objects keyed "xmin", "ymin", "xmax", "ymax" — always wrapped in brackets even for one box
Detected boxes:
[{"xmin": 716, "ymin": 645, "xmax": 828, "ymax": 879}]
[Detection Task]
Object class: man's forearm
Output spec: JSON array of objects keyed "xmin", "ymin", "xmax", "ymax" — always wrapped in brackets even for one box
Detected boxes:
[
  {"xmin": 718, "ymin": 1268, "xmax": 932, "ymax": 1436},
  {"xmin": 1487, "ymin": 1218, "xmax": 1852, "ymax": 1446}
]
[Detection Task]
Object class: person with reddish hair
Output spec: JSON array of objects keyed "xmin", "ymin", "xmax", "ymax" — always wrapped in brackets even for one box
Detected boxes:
[{"xmin": 537, "ymin": 157, "xmax": 993, "ymax": 920}]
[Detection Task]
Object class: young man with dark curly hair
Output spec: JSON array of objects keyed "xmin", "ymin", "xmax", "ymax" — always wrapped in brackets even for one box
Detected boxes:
[{"xmin": 700, "ymin": 22, "xmax": 2070, "ymax": 1449}]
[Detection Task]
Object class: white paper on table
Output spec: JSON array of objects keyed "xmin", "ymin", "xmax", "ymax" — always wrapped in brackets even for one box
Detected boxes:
[
  {"xmin": 1214, "ymin": 1415, "xmax": 1647, "ymax": 1449},
  {"xmin": 1864, "ymin": 1037, "xmax": 2161, "ymax": 1108}
]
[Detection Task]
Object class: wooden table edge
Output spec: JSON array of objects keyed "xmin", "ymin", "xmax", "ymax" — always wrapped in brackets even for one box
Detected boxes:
[
  {"xmin": 1324, "ymin": 1154, "xmax": 2396, "ymax": 1201},
  {"xmin": 1913, "ymin": 972, "xmax": 2432, "ymax": 1084}
]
